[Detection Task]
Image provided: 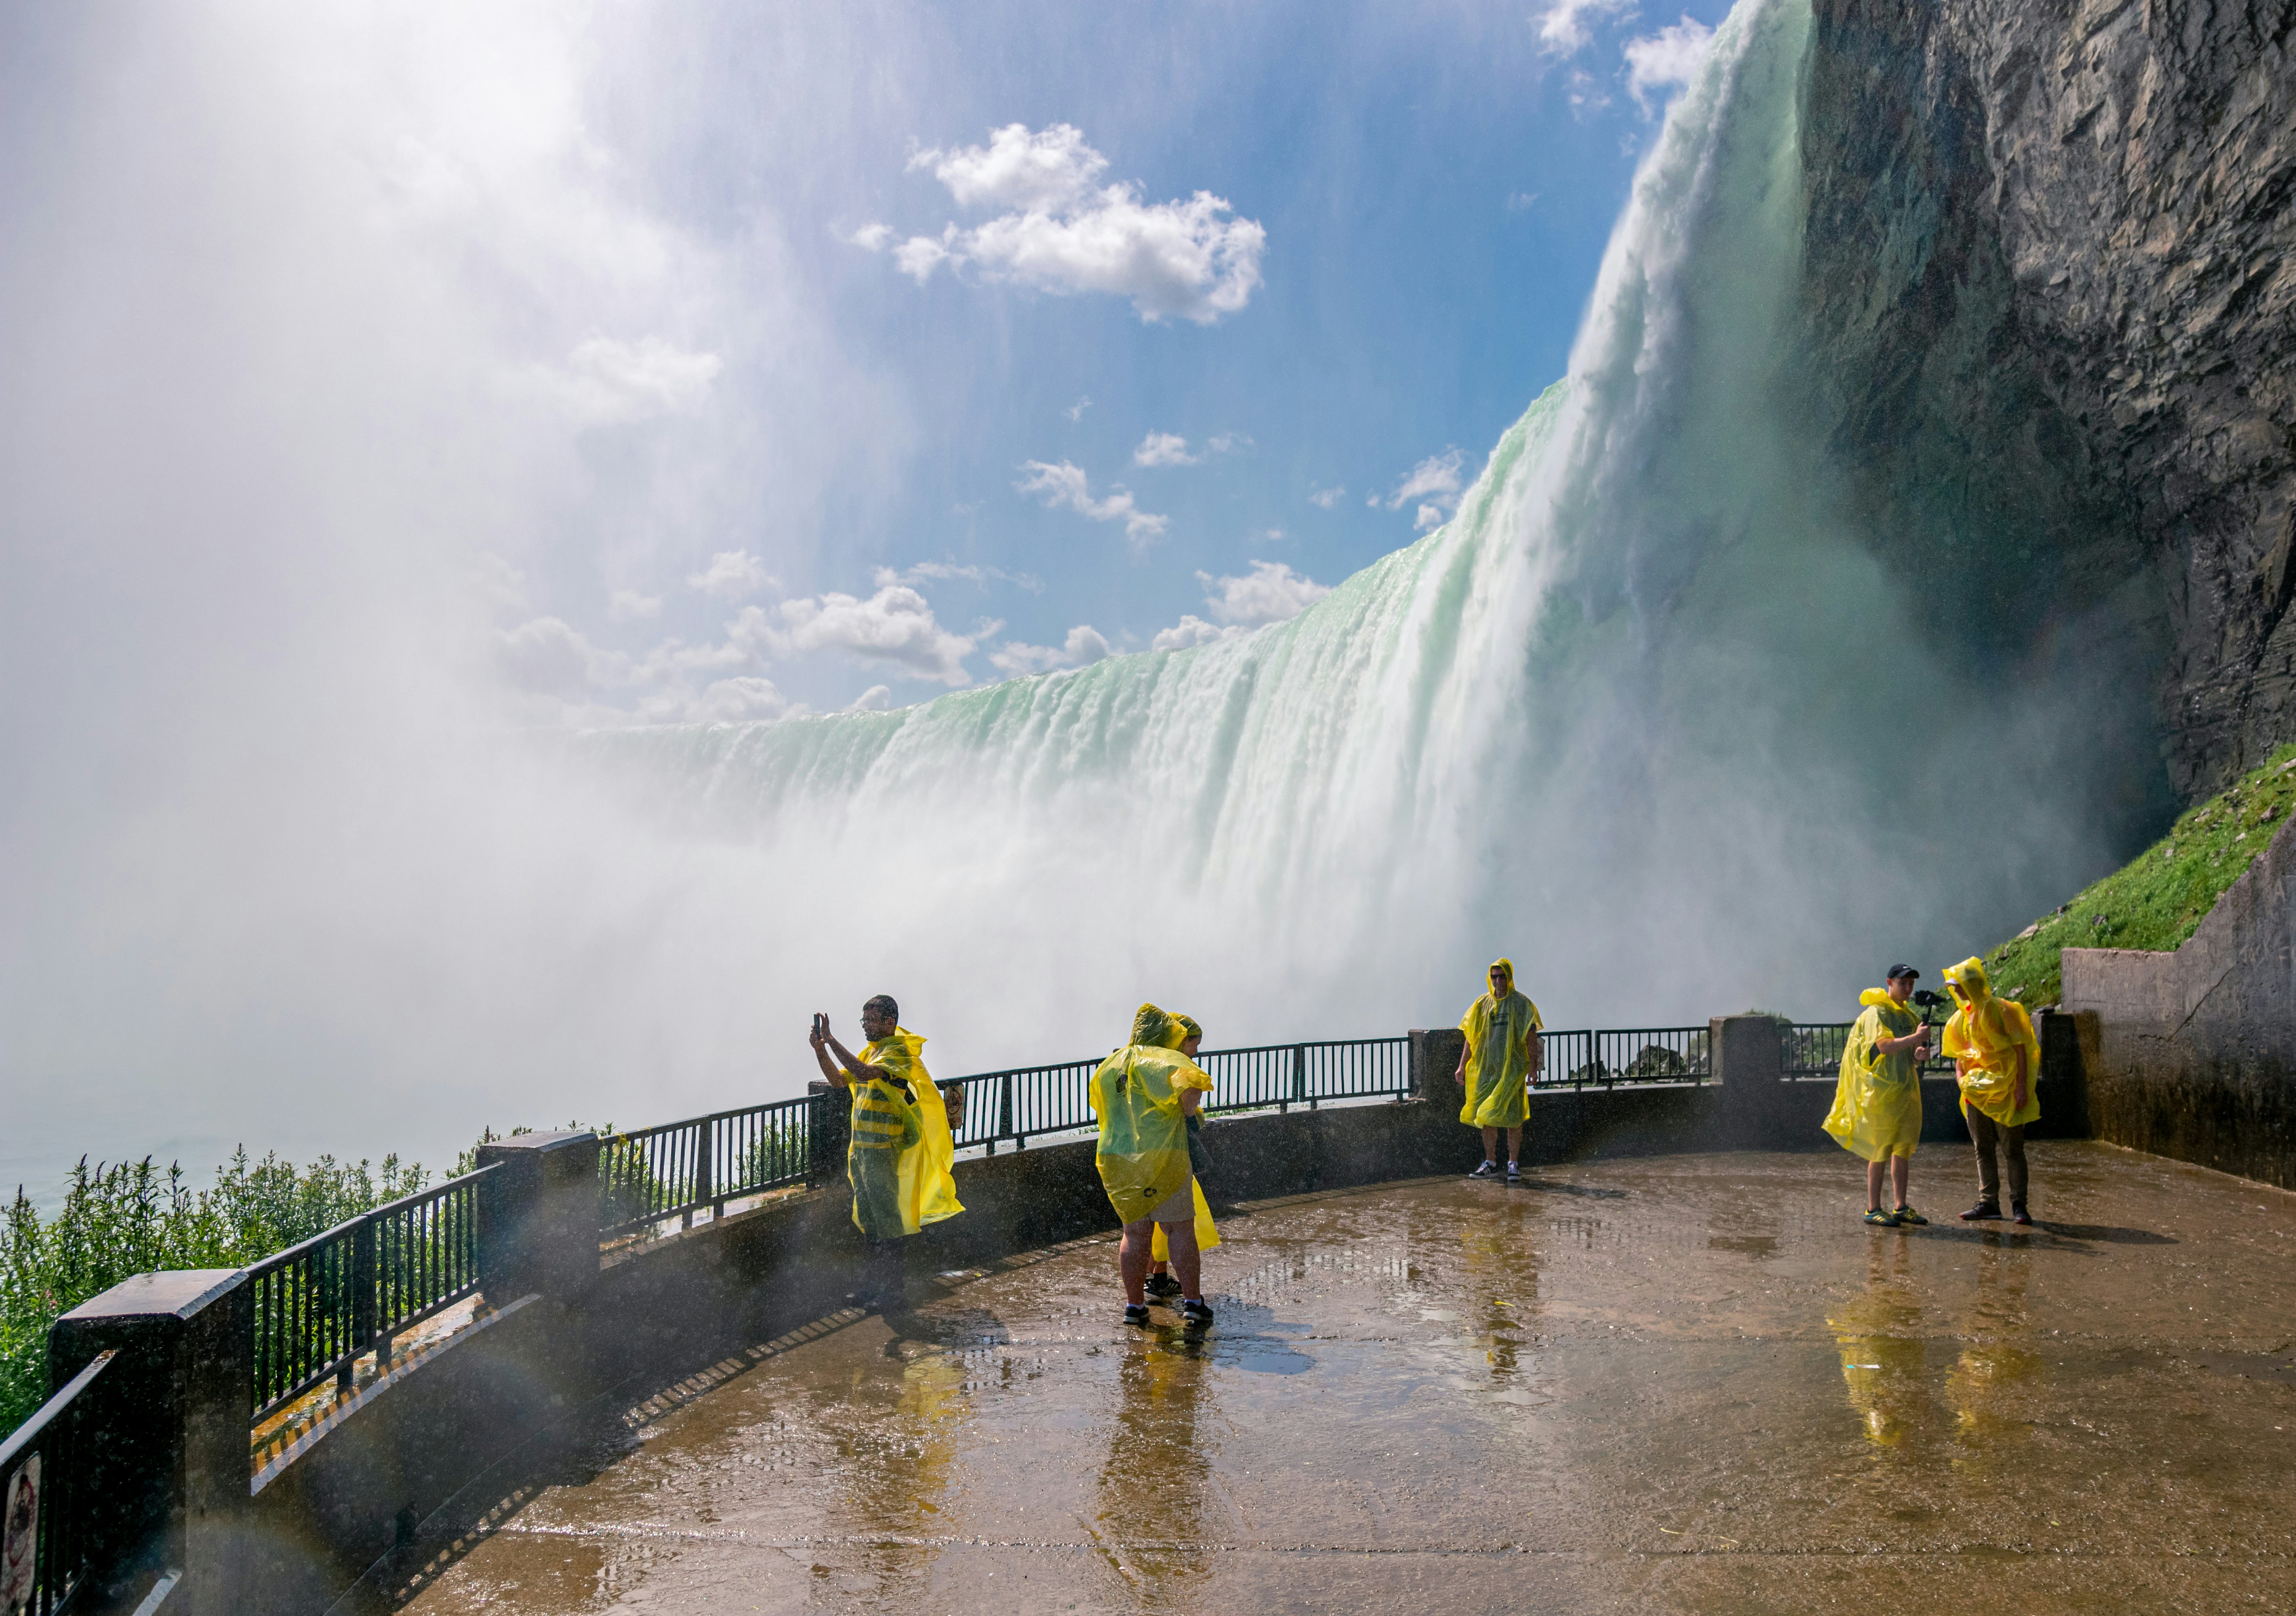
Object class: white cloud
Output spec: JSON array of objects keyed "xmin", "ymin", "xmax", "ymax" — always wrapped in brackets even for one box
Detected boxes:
[
  {"xmin": 883, "ymin": 124, "xmax": 1265, "ymax": 324},
  {"xmin": 686, "ymin": 549, "xmax": 772, "ymax": 600},
  {"xmin": 469, "ymin": 552, "xmax": 528, "ymax": 612},
  {"xmin": 892, "ymin": 233, "xmax": 952, "ymax": 282},
  {"xmin": 1383, "ymin": 448, "xmax": 1467, "ymax": 530},
  {"xmin": 1064, "ymin": 396, "xmax": 1092, "ymax": 422},
  {"xmin": 558, "ymin": 335, "xmax": 722, "ymax": 425},
  {"xmin": 1506, "ymin": 191, "xmax": 1540, "ymax": 213},
  {"xmin": 1197, "ymin": 560, "xmax": 1331, "ymax": 626},
  {"xmin": 495, "ymin": 615, "xmax": 806, "ymax": 726},
  {"xmin": 842, "ymin": 222, "xmax": 895, "ymax": 252},
  {"xmin": 692, "ymin": 676, "xmax": 790, "ymax": 723},
  {"xmin": 912, "ymin": 122, "xmax": 1107, "ymax": 211},
  {"xmin": 989, "ymin": 623, "xmax": 1113, "ymax": 677},
  {"xmin": 732, "ymin": 584, "xmax": 978, "ymax": 685},
  {"xmin": 1308, "ymin": 484, "xmax": 1346, "ymax": 510},
  {"xmin": 1014, "ymin": 459, "xmax": 1168, "ymax": 546},
  {"xmin": 1206, "ymin": 431, "xmax": 1252, "ymax": 456},
  {"xmin": 1151, "ymin": 614, "xmax": 1242, "ymax": 653},
  {"xmin": 1134, "ymin": 431, "xmax": 1199, "ymax": 467},
  {"xmin": 872, "ymin": 560, "xmax": 1044, "ymax": 593},
  {"xmin": 846, "ymin": 684, "xmax": 893, "ymax": 713},
  {"xmin": 607, "ymin": 589, "xmax": 662, "ymax": 623},
  {"xmin": 1566, "ymin": 67, "xmax": 1612, "ymax": 115},
  {"xmin": 1625, "ymin": 17, "xmax": 1716, "ymax": 111},
  {"xmin": 497, "ymin": 616, "xmax": 610, "ymax": 694},
  {"xmin": 1536, "ymin": 0, "xmax": 1633, "ymax": 55}
]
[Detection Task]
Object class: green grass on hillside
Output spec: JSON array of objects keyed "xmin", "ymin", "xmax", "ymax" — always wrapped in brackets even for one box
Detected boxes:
[{"xmin": 1983, "ymin": 742, "xmax": 2296, "ymax": 1007}]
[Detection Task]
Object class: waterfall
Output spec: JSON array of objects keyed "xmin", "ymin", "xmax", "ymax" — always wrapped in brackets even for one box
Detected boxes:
[{"xmin": 574, "ymin": 0, "xmax": 2126, "ymax": 1077}]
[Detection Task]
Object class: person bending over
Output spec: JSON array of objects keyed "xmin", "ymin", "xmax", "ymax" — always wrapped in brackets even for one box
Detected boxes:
[
  {"xmin": 809, "ymin": 993, "xmax": 962, "ymax": 1310},
  {"xmin": 1940, "ymin": 958, "xmax": 2041, "ymax": 1225},
  {"xmin": 1091, "ymin": 1004, "xmax": 1218, "ymax": 1330},
  {"xmin": 1458, "ymin": 959, "xmax": 1543, "ymax": 1181},
  {"xmin": 1822, "ymin": 965, "xmax": 1932, "ymax": 1226}
]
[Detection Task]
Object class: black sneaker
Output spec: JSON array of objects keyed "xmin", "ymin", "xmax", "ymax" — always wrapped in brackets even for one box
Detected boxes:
[
  {"xmin": 2011, "ymin": 1203, "xmax": 2033, "ymax": 1226},
  {"xmin": 1506, "ymin": 1163, "xmax": 1522, "ymax": 1183},
  {"xmin": 1863, "ymin": 1208, "xmax": 1899, "ymax": 1227},
  {"xmin": 1959, "ymin": 1201, "xmax": 2002, "ymax": 1222},
  {"xmin": 1144, "ymin": 1272, "xmax": 1183, "ymax": 1300},
  {"xmin": 1893, "ymin": 1205, "xmax": 1928, "ymax": 1226},
  {"xmin": 1181, "ymin": 1299, "xmax": 1214, "ymax": 1329},
  {"xmin": 1124, "ymin": 1303, "xmax": 1151, "ymax": 1328},
  {"xmin": 1469, "ymin": 1160, "xmax": 1499, "ymax": 1179}
]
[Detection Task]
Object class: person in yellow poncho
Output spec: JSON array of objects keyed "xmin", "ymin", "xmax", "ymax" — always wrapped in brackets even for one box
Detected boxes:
[
  {"xmin": 1822, "ymin": 964, "xmax": 1933, "ymax": 1227},
  {"xmin": 1455, "ymin": 959, "xmax": 1543, "ymax": 1182},
  {"xmin": 1144, "ymin": 1013, "xmax": 1219, "ymax": 1303},
  {"xmin": 809, "ymin": 993, "xmax": 962, "ymax": 1311},
  {"xmin": 1940, "ymin": 957, "xmax": 2042, "ymax": 1226},
  {"xmin": 1091, "ymin": 1004, "xmax": 1218, "ymax": 1330}
]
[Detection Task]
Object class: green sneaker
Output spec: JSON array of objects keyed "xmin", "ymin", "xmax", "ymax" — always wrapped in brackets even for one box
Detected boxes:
[
  {"xmin": 1863, "ymin": 1208, "xmax": 1900, "ymax": 1227},
  {"xmin": 1892, "ymin": 1205, "xmax": 1928, "ymax": 1226}
]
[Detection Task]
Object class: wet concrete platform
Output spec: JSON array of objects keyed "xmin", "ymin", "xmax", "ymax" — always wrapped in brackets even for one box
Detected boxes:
[{"xmin": 390, "ymin": 1145, "xmax": 2296, "ymax": 1614}]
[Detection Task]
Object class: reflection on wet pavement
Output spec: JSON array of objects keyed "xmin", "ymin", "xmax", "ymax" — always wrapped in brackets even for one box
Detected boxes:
[{"xmin": 394, "ymin": 1145, "xmax": 2296, "ymax": 1614}]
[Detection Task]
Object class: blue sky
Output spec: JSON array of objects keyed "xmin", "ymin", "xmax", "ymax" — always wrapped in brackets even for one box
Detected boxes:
[{"xmin": 471, "ymin": 0, "xmax": 1740, "ymax": 720}]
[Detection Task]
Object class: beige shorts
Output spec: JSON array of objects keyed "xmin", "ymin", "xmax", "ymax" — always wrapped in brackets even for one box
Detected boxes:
[{"xmin": 1146, "ymin": 1176, "xmax": 1195, "ymax": 1226}]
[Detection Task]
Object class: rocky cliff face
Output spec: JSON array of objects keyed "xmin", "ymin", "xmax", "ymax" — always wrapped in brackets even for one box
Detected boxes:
[{"xmin": 1798, "ymin": 0, "xmax": 2295, "ymax": 799}]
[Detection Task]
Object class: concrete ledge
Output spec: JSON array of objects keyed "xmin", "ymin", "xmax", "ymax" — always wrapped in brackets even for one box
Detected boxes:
[{"xmin": 2064, "ymin": 812, "xmax": 2296, "ymax": 1189}]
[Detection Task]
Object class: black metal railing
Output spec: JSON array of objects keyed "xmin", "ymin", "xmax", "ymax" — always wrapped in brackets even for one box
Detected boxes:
[
  {"xmin": 939, "ymin": 1058, "xmax": 1101, "ymax": 1155},
  {"xmin": 598, "ymin": 1094, "xmax": 817, "ymax": 1240},
  {"xmin": 1200, "ymin": 1037, "xmax": 1413, "ymax": 1114},
  {"xmin": 598, "ymin": 1027, "xmax": 1736, "ymax": 1240},
  {"xmin": 1536, "ymin": 1027, "xmax": 1711, "ymax": 1088},
  {"xmin": 246, "ymin": 1166, "xmax": 493, "ymax": 1426},
  {"xmin": 0, "ymin": 1350, "xmax": 114, "ymax": 1616},
  {"xmin": 1787, "ymin": 1021, "xmax": 1956, "ymax": 1080}
]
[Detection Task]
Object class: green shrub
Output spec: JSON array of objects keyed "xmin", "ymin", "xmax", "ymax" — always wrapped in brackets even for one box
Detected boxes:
[{"xmin": 1, "ymin": 1148, "xmax": 426, "ymax": 1438}]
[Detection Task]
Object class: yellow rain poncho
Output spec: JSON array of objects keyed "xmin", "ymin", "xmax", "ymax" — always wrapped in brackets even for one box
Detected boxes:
[
  {"xmin": 1458, "ymin": 959, "xmax": 1542, "ymax": 1128},
  {"xmin": 1940, "ymin": 958, "xmax": 2041, "ymax": 1128},
  {"xmin": 1091, "ymin": 1004, "xmax": 1219, "ymax": 1253},
  {"xmin": 1821, "ymin": 988, "xmax": 1925, "ymax": 1161},
  {"xmin": 846, "ymin": 1028, "xmax": 963, "ymax": 1238}
]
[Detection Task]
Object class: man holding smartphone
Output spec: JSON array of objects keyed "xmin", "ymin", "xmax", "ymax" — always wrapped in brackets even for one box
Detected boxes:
[{"xmin": 809, "ymin": 994, "xmax": 962, "ymax": 1309}]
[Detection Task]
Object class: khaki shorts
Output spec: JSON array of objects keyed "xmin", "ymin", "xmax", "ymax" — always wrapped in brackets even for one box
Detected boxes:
[{"xmin": 1146, "ymin": 1176, "xmax": 1195, "ymax": 1226}]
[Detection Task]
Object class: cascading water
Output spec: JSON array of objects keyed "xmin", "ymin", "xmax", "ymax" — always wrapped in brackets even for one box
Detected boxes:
[{"xmin": 576, "ymin": 0, "xmax": 2130, "ymax": 1085}]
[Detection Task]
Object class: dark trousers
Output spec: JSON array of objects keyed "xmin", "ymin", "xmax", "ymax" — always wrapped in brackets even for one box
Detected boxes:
[{"xmin": 1969, "ymin": 1109, "xmax": 2027, "ymax": 1207}]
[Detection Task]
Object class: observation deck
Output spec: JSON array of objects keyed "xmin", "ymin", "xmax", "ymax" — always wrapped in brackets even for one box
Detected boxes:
[{"xmin": 381, "ymin": 1145, "xmax": 2296, "ymax": 1615}]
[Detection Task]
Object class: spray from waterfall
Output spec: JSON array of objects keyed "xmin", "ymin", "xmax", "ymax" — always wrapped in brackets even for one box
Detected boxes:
[{"xmin": 0, "ymin": 0, "xmax": 2164, "ymax": 1183}]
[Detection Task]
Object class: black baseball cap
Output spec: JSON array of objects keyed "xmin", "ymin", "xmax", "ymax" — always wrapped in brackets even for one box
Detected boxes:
[{"xmin": 1885, "ymin": 964, "xmax": 1919, "ymax": 981}]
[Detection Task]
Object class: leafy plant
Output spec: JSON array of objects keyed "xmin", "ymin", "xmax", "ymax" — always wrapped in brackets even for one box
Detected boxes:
[
  {"xmin": 2, "ymin": 1148, "xmax": 428, "ymax": 1438},
  {"xmin": 1984, "ymin": 742, "xmax": 2296, "ymax": 1006}
]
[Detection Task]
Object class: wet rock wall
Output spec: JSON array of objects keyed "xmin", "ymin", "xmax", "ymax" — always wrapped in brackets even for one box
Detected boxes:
[{"xmin": 1798, "ymin": 0, "xmax": 2296, "ymax": 797}]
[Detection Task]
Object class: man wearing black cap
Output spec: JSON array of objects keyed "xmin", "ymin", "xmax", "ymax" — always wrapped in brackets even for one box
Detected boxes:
[{"xmin": 1820, "ymin": 965, "xmax": 1933, "ymax": 1226}]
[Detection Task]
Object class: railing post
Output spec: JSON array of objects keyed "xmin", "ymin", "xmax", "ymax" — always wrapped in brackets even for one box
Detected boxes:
[
  {"xmin": 687, "ymin": 1118, "xmax": 712, "ymax": 1231},
  {"xmin": 1293, "ymin": 1044, "xmax": 1310, "ymax": 1111},
  {"xmin": 1408, "ymin": 1029, "xmax": 1466, "ymax": 1112},
  {"xmin": 996, "ymin": 1074, "xmax": 1014, "ymax": 1157},
  {"xmin": 343, "ymin": 1218, "xmax": 376, "ymax": 1391},
  {"xmin": 475, "ymin": 1131, "xmax": 601, "ymax": 1309},
  {"xmin": 49, "ymin": 1269, "xmax": 251, "ymax": 1615},
  {"xmin": 1712, "ymin": 1015, "xmax": 1787, "ymax": 1147},
  {"xmin": 807, "ymin": 1082, "xmax": 849, "ymax": 1189}
]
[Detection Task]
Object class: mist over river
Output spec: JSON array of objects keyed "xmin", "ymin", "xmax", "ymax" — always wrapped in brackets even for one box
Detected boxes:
[{"xmin": 0, "ymin": 0, "xmax": 2166, "ymax": 1196}]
